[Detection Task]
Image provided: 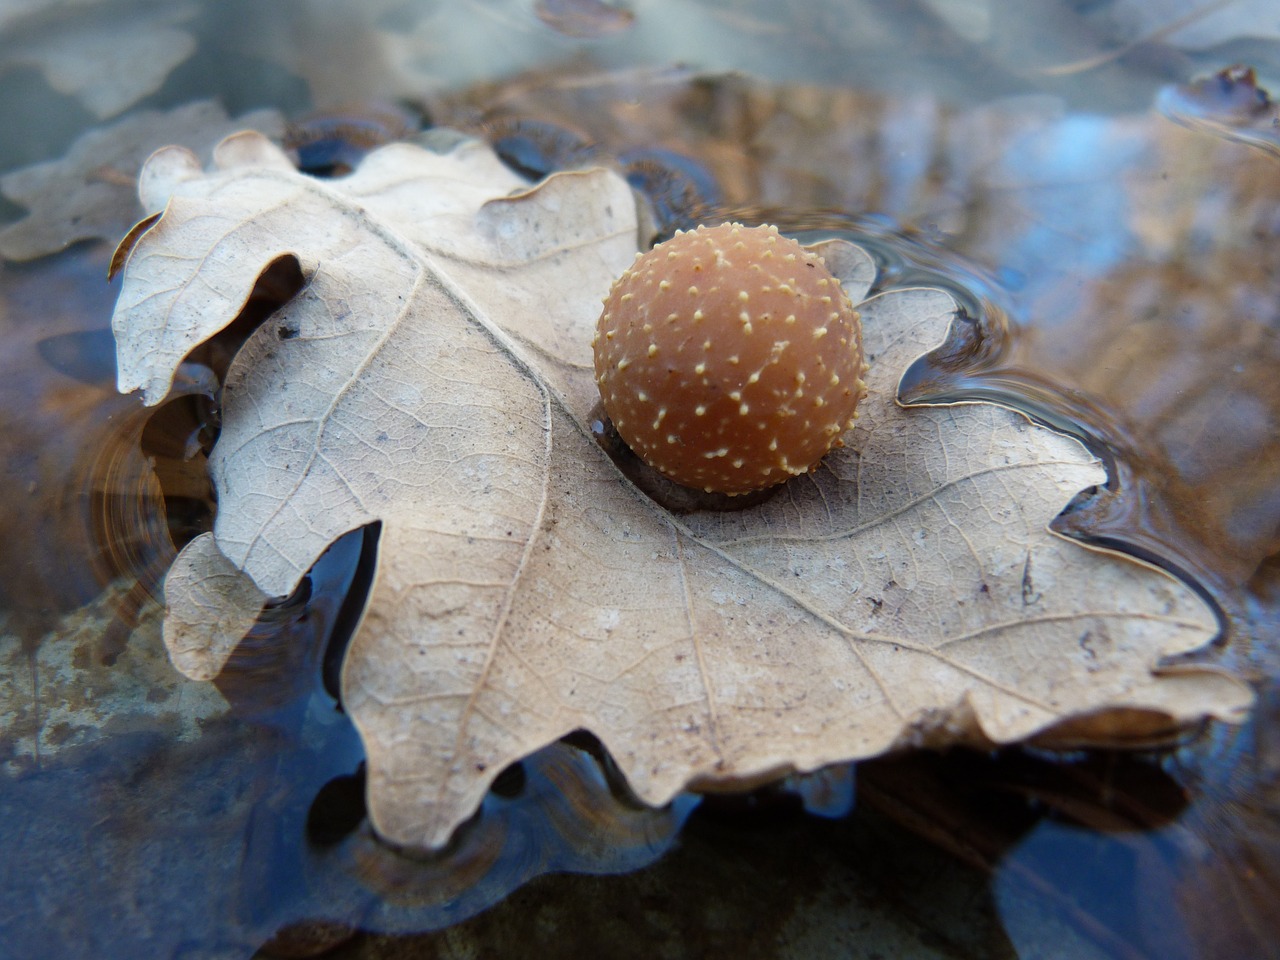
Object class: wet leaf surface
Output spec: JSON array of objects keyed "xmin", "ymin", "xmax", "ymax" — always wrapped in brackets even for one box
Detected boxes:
[{"xmin": 111, "ymin": 133, "xmax": 1248, "ymax": 850}]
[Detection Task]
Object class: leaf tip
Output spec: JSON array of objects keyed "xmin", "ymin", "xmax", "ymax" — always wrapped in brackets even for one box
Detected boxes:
[
  {"xmin": 212, "ymin": 130, "xmax": 294, "ymax": 173},
  {"xmin": 138, "ymin": 144, "xmax": 203, "ymax": 213}
]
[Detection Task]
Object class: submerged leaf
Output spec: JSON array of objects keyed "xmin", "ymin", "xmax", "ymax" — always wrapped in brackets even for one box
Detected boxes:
[
  {"xmin": 112, "ymin": 133, "xmax": 1251, "ymax": 849},
  {"xmin": 0, "ymin": 100, "xmax": 284, "ymax": 262},
  {"xmin": 0, "ymin": 1, "xmax": 197, "ymax": 120},
  {"xmin": 1091, "ymin": 0, "xmax": 1280, "ymax": 50},
  {"xmin": 535, "ymin": 0, "xmax": 636, "ymax": 39}
]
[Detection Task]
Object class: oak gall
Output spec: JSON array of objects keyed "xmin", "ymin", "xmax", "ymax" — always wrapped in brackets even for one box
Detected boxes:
[{"xmin": 593, "ymin": 223, "xmax": 867, "ymax": 495}]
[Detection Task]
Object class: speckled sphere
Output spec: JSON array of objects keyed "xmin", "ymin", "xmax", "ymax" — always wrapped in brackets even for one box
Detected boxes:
[{"xmin": 592, "ymin": 223, "xmax": 867, "ymax": 495}]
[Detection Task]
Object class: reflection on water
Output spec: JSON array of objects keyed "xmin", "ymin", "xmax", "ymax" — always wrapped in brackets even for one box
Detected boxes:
[{"xmin": 2, "ymin": 1, "xmax": 1279, "ymax": 957}]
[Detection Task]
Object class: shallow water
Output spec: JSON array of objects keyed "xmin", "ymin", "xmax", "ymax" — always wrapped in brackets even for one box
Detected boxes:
[{"xmin": 1, "ymin": 2, "xmax": 1279, "ymax": 958}]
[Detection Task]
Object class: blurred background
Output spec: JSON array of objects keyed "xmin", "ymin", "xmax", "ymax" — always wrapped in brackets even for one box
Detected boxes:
[{"xmin": 1, "ymin": 2, "xmax": 1278, "ymax": 957}]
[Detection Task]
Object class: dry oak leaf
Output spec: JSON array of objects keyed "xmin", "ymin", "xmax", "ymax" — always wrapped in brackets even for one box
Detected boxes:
[{"xmin": 111, "ymin": 132, "xmax": 1253, "ymax": 850}]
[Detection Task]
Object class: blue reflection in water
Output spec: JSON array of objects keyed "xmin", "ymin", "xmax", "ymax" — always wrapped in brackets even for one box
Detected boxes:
[
  {"xmin": 986, "ymin": 114, "xmax": 1142, "ymax": 319},
  {"xmin": 994, "ymin": 817, "xmax": 1192, "ymax": 960}
]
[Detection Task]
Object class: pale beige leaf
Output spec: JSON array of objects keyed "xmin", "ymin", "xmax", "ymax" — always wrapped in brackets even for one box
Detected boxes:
[{"xmin": 113, "ymin": 134, "xmax": 1251, "ymax": 850}]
